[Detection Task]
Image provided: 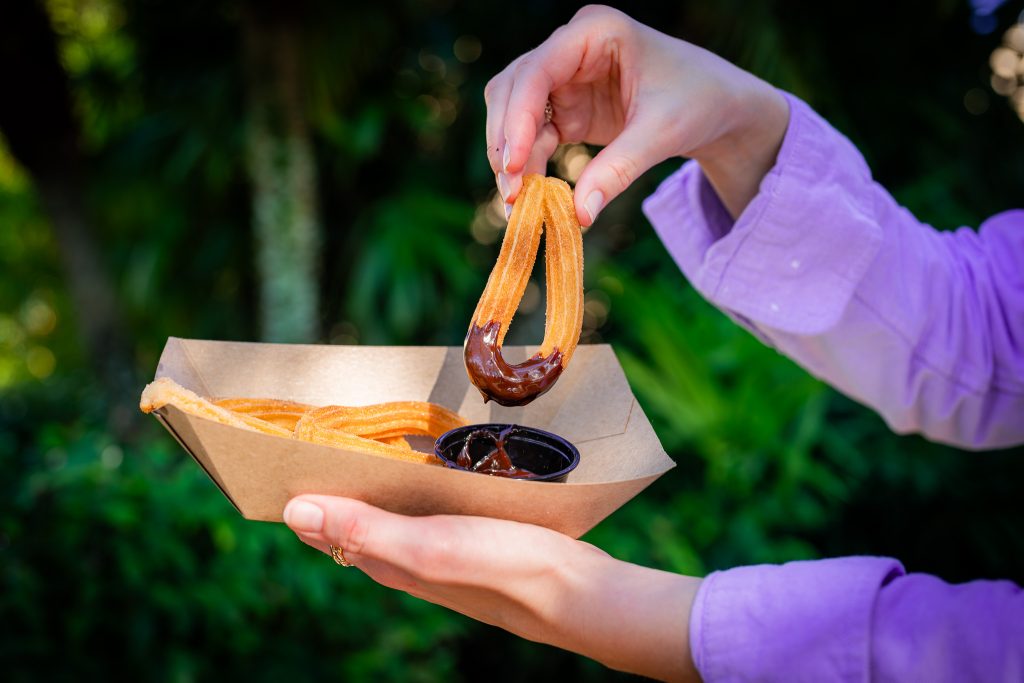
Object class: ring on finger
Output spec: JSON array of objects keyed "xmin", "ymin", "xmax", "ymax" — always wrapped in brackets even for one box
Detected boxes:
[{"xmin": 330, "ymin": 544, "xmax": 353, "ymax": 567}]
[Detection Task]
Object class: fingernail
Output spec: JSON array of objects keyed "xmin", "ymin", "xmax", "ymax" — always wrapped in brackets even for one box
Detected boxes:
[
  {"xmin": 584, "ymin": 190, "xmax": 605, "ymax": 223},
  {"xmin": 497, "ymin": 172, "xmax": 511, "ymax": 202},
  {"xmin": 502, "ymin": 140, "xmax": 511, "ymax": 172},
  {"xmin": 504, "ymin": 202, "xmax": 513, "ymax": 220},
  {"xmin": 284, "ymin": 500, "xmax": 324, "ymax": 533}
]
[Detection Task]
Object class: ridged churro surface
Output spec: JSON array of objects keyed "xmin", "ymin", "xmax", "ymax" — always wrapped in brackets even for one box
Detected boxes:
[
  {"xmin": 464, "ymin": 174, "xmax": 584, "ymax": 406},
  {"xmin": 214, "ymin": 397, "xmax": 313, "ymax": 431},
  {"xmin": 141, "ymin": 378, "xmax": 462, "ymax": 466},
  {"xmin": 294, "ymin": 401, "xmax": 466, "ymax": 441},
  {"xmin": 539, "ymin": 176, "xmax": 584, "ymax": 364},
  {"xmin": 141, "ymin": 378, "xmax": 292, "ymax": 437}
]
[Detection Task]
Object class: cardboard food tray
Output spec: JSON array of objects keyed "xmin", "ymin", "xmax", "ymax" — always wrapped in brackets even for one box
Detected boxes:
[{"xmin": 149, "ymin": 337, "xmax": 675, "ymax": 538}]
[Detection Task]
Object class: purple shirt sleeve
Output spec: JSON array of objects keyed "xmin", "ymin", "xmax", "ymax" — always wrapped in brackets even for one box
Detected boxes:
[
  {"xmin": 642, "ymin": 92, "xmax": 1024, "ymax": 450},
  {"xmin": 691, "ymin": 558, "xmax": 1024, "ymax": 681},
  {"xmin": 642, "ymin": 92, "xmax": 1024, "ymax": 680}
]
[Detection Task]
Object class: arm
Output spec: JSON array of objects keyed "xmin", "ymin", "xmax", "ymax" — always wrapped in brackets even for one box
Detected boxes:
[
  {"xmin": 283, "ymin": 496, "xmax": 703, "ymax": 682},
  {"xmin": 644, "ymin": 93, "xmax": 1024, "ymax": 449},
  {"xmin": 285, "ymin": 497, "xmax": 1024, "ymax": 682}
]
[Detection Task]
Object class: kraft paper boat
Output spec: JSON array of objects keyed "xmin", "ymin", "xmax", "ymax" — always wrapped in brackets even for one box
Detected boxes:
[{"xmin": 148, "ymin": 337, "xmax": 675, "ymax": 538}]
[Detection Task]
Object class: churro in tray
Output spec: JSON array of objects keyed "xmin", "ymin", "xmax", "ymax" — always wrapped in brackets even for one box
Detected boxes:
[
  {"xmin": 140, "ymin": 377, "xmax": 467, "ymax": 466},
  {"xmin": 294, "ymin": 402, "xmax": 466, "ymax": 441},
  {"xmin": 214, "ymin": 397, "xmax": 313, "ymax": 431}
]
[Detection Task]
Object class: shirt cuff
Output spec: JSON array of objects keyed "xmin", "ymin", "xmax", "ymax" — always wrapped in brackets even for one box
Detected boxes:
[
  {"xmin": 642, "ymin": 91, "xmax": 884, "ymax": 336},
  {"xmin": 690, "ymin": 557, "xmax": 905, "ymax": 682}
]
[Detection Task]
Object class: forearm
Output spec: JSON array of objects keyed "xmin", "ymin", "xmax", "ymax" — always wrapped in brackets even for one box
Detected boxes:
[
  {"xmin": 690, "ymin": 74, "xmax": 789, "ymax": 219},
  {"xmin": 747, "ymin": 209, "xmax": 1024, "ymax": 449},
  {"xmin": 644, "ymin": 92, "xmax": 1024, "ymax": 449},
  {"xmin": 545, "ymin": 553, "xmax": 701, "ymax": 682}
]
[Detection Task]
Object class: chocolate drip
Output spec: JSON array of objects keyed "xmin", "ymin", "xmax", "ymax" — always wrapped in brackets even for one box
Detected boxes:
[{"xmin": 464, "ymin": 320, "xmax": 563, "ymax": 407}]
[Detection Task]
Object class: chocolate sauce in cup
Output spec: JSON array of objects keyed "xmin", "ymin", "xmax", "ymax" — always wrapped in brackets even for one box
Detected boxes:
[{"xmin": 434, "ymin": 423, "xmax": 580, "ymax": 482}]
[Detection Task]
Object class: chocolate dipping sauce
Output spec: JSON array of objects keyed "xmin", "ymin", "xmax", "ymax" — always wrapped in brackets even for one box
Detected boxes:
[
  {"xmin": 435, "ymin": 422, "xmax": 581, "ymax": 482},
  {"xmin": 464, "ymin": 320, "xmax": 563, "ymax": 407},
  {"xmin": 456, "ymin": 425, "xmax": 536, "ymax": 478}
]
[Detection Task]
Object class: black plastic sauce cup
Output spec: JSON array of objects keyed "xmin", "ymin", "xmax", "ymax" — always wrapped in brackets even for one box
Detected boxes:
[{"xmin": 434, "ymin": 423, "xmax": 580, "ymax": 482}]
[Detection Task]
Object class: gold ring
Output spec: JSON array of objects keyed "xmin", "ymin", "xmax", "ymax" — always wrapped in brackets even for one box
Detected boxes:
[
  {"xmin": 330, "ymin": 544, "xmax": 353, "ymax": 567},
  {"xmin": 544, "ymin": 100, "xmax": 554, "ymax": 123}
]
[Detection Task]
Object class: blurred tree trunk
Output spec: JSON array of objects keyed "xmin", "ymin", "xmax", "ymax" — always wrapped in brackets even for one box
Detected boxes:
[
  {"xmin": 0, "ymin": 0, "xmax": 135, "ymax": 430},
  {"xmin": 242, "ymin": 4, "xmax": 322, "ymax": 344}
]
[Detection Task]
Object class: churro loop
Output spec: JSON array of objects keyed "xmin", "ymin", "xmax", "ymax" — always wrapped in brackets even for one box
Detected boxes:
[{"xmin": 464, "ymin": 174, "xmax": 583, "ymax": 406}]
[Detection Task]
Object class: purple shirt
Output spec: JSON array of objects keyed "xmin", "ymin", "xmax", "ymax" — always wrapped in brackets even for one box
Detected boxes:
[{"xmin": 642, "ymin": 93, "xmax": 1024, "ymax": 681}]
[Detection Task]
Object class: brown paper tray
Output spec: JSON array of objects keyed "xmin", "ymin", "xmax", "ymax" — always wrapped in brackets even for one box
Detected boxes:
[{"xmin": 149, "ymin": 337, "xmax": 675, "ymax": 538}]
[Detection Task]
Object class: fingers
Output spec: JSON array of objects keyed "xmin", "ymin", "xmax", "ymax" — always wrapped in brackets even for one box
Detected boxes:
[
  {"xmin": 283, "ymin": 494, "xmax": 614, "ymax": 640},
  {"xmin": 524, "ymin": 122, "xmax": 560, "ymax": 179},
  {"xmin": 485, "ymin": 60, "xmax": 517, "ymax": 177},
  {"xmin": 501, "ymin": 27, "xmax": 585, "ymax": 175},
  {"xmin": 496, "ymin": 172, "xmax": 521, "ymax": 218},
  {"xmin": 485, "ymin": 19, "xmax": 593, "ymax": 203},
  {"xmin": 284, "ymin": 495, "xmax": 403, "ymax": 564},
  {"xmin": 485, "ymin": 6, "xmax": 651, "ymax": 223},
  {"xmin": 285, "ymin": 494, "xmax": 504, "ymax": 588},
  {"xmin": 285, "ymin": 495, "xmax": 437, "ymax": 592},
  {"xmin": 572, "ymin": 118, "xmax": 665, "ymax": 226},
  {"xmin": 499, "ymin": 6, "xmax": 635, "ymax": 175},
  {"xmin": 499, "ymin": 122, "xmax": 560, "ymax": 212},
  {"xmin": 283, "ymin": 495, "xmax": 577, "ymax": 588}
]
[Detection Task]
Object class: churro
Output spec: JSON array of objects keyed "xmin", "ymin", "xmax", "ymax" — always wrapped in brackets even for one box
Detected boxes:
[
  {"xmin": 379, "ymin": 435, "xmax": 413, "ymax": 450},
  {"xmin": 141, "ymin": 378, "xmax": 292, "ymax": 437},
  {"xmin": 140, "ymin": 378, "xmax": 462, "ymax": 466},
  {"xmin": 294, "ymin": 401, "xmax": 466, "ymax": 441},
  {"xmin": 464, "ymin": 175, "xmax": 584, "ymax": 406},
  {"xmin": 214, "ymin": 397, "xmax": 313, "ymax": 431},
  {"xmin": 293, "ymin": 424, "xmax": 439, "ymax": 465}
]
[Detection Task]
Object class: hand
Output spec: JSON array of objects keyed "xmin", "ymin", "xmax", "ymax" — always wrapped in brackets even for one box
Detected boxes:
[
  {"xmin": 284, "ymin": 495, "xmax": 703, "ymax": 682},
  {"xmin": 486, "ymin": 5, "xmax": 789, "ymax": 224}
]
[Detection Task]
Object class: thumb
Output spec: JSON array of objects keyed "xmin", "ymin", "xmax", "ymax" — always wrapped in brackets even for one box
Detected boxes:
[
  {"xmin": 572, "ymin": 119, "xmax": 667, "ymax": 226},
  {"xmin": 284, "ymin": 495, "xmax": 400, "ymax": 565}
]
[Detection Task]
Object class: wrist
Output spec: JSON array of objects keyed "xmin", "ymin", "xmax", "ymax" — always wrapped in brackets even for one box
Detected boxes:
[
  {"xmin": 546, "ymin": 548, "xmax": 703, "ymax": 682},
  {"xmin": 692, "ymin": 78, "xmax": 789, "ymax": 218}
]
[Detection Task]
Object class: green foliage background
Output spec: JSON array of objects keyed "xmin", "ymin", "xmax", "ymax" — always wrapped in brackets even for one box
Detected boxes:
[{"xmin": 2, "ymin": 0, "xmax": 1022, "ymax": 680}]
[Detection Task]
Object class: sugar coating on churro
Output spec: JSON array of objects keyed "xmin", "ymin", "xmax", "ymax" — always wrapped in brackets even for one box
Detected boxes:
[
  {"xmin": 141, "ymin": 377, "xmax": 462, "ymax": 465},
  {"xmin": 214, "ymin": 397, "xmax": 315, "ymax": 431},
  {"xmin": 464, "ymin": 174, "xmax": 584, "ymax": 406},
  {"xmin": 294, "ymin": 401, "xmax": 467, "ymax": 441},
  {"xmin": 141, "ymin": 378, "xmax": 293, "ymax": 437}
]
